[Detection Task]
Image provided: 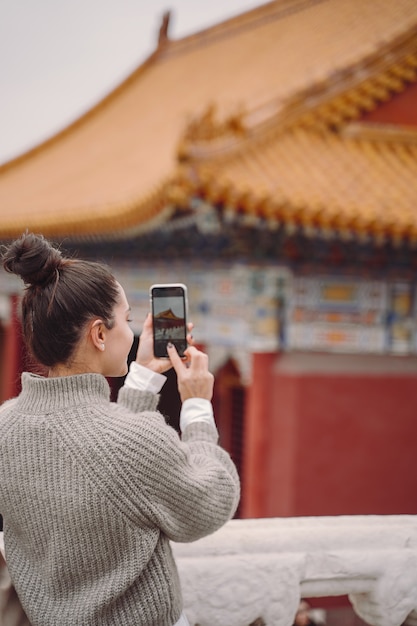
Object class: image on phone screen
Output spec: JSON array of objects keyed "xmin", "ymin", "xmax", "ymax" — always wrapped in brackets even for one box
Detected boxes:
[{"xmin": 151, "ymin": 285, "xmax": 187, "ymax": 357}]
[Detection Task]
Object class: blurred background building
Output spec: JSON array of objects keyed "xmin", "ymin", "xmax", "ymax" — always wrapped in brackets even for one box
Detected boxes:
[{"xmin": 0, "ymin": 0, "xmax": 416, "ymax": 521}]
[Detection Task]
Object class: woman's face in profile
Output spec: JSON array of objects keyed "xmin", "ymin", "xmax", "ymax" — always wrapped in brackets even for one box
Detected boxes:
[{"xmin": 100, "ymin": 283, "xmax": 134, "ymax": 377}]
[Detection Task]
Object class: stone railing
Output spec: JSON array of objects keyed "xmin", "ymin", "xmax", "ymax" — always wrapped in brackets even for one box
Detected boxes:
[{"xmin": 172, "ymin": 515, "xmax": 417, "ymax": 626}]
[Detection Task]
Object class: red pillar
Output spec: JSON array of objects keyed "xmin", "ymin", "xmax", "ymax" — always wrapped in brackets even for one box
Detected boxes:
[
  {"xmin": 240, "ymin": 352, "xmax": 277, "ymax": 518},
  {"xmin": 265, "ymin": 368, "xmax": 299, "ymax": 516},
  {"xmin": 1, "ymin": 294, "xmax": 24, "ymax": 402}
]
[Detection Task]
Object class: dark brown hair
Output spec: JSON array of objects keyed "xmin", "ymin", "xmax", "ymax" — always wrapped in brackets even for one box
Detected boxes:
[{"xmin": 2, "ymin": 232, "xmax": 120, "ymax": 367}]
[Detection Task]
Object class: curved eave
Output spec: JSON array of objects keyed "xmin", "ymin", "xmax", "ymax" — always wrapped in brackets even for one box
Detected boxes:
[
  {"xmin": 188, "ymin": 126, "xmax": 417, "ymax": 244},
  {"xmin": 198, "ymin": 183, "xmax": 417, "ymax": 243},
  {"xmin": 0, "ymin": 184, "xmax": 177, "ymax": 242}
]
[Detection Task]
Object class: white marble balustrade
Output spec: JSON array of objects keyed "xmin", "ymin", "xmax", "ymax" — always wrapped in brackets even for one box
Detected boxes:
[{"xmin": 172, "ymin": 515, "xmax": 417, "ymax": 626}]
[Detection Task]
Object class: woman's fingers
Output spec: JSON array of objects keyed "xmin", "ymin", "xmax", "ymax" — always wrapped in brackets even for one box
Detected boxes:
[
  {"xmin": 167, "ymin": 342, "xmax": 183, "ymax": 368},
  {"xmin": 167, "ymin": 344, "xmax": 214, "ymax": 401}
]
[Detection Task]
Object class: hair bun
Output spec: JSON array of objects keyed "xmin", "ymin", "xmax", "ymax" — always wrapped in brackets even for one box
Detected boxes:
[{"xmin": 2, "ymin": 232, "xmax": 63, "ymax": 287}]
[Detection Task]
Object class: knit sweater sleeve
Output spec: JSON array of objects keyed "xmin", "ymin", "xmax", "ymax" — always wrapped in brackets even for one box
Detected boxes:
[{"xmin": 115, "ymin": 387, "xmax": 240, "ymax": 543}]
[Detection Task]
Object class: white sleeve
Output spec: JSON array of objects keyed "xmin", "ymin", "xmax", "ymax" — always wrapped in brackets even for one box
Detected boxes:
[
  {"xmin": 124, "ymin": 361, "xmax": 166, "ymax": 394},
  {"xmin": 180, "ymin": 398, "xmax": 216, "ymax": 433},
  {"xmin": 125, "ymin": 363, "xmax": 217, "ymax": 434}
]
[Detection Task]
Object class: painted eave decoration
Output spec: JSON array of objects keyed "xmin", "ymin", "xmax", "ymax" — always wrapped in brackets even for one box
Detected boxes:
[{"xmin": 0, "ymin": 0, "xmax": 416, "ymax": 243}]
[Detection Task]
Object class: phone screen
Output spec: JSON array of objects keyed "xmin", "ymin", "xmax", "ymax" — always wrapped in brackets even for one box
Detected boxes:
[{"xmin": 150, "ymin": 284, "xmax": 187, "ymax": 357}]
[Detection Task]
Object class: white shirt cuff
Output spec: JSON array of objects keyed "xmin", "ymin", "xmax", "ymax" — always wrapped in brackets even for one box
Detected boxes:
[
  {"xmin": 124, "ymin": 361, "xmax": 166, "ymax": 394},
  {"xmin": 180, "ymin": 398, "xmax": 216, "ymax": 433}
]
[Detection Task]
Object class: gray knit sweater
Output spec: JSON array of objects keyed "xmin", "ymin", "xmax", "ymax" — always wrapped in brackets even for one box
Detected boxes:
[{"xmin": 0, "ymin": 372, "xmax": 240, "ymax": 626}]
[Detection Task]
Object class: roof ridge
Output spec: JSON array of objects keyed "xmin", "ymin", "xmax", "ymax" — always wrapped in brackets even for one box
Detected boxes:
[
  {"xmin": 157, "ymin": 0, "xmax": 328, "ymax": 62},
  {"xmin": 342, "ymin": 122, "xmax": 417, "ymax": 144},
  {"xmin": 177, "ymin": 29, "xmax": 417, "ymax": 163},
  {"xmin": 296, "ymin": 32, "xmax": 417, "ymax": 131}
]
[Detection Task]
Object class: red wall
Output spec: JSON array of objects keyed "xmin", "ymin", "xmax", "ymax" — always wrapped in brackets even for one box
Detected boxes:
[
  {"xmin": 242, "ymin": 353, "xmax": 417, "ymax": 518},
  {"xmin": 360, "ymin": 81, "xmax": 417, "ymax": 127}
]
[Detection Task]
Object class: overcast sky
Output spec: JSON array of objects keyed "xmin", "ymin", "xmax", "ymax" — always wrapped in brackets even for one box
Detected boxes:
[{"xmin": 0, "ymin": 0, "xmax": 262, "ymax": 165}]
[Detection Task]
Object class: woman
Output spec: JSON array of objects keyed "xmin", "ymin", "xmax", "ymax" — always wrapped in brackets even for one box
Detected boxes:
[{"xmin": 0, "ymin": 232, "xmax": 240, "ymax": 626}]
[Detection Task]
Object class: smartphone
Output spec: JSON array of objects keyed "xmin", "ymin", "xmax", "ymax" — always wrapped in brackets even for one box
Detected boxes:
[{"xmin": 150, "ymin": 283, "xmax": 188, "ymax": 358}]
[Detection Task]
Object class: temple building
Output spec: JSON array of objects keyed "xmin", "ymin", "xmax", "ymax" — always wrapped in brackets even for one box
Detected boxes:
[{"xmin": 0, "ymin": 0, "xmax": 417, "ymax": 519}]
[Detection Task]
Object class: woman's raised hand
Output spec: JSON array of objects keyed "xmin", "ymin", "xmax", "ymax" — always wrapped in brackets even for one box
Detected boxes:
[{"xmin": 167, "ymin": 344, "xmax": 214, "ymax": 402}]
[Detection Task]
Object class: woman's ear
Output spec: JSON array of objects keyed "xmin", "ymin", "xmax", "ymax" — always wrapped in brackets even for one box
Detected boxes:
[{"xmin": 90, "ymin": 319, "xmax": 106, "ymax": 351}]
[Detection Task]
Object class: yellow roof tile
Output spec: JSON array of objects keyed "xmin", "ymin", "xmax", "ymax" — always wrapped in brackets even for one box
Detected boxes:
[{"xmin": 186, "ymin": 123, "xmax": 417, "ymax": 238}]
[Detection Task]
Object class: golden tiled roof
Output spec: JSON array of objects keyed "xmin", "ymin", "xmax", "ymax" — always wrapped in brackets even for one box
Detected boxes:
[
  {"xmin": 187, "ymin": 122, "xmax": 417, "ymax": 241},
  {"xmin": 0, "ymin": 0, "xmax": 416, "ymax": 241}
]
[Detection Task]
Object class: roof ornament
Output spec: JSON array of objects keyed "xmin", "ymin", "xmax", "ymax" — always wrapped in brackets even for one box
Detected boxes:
[
  {"xmin": 158, "ymin": 10, "xmax": 171, "ymax": 47},
  {"xmin": 177, "ymin": 103, "xmax": 247, "ymax": 161},
  {"xmin": 185, "ymin": 103, "xmax": 247, "ymax": 141}
]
